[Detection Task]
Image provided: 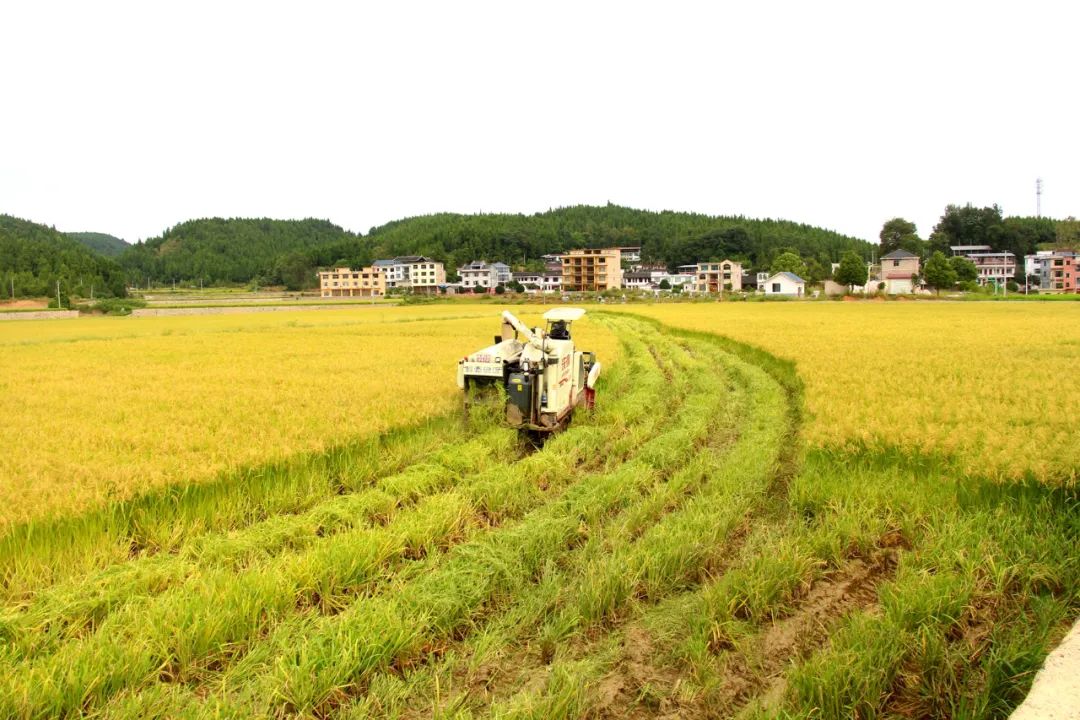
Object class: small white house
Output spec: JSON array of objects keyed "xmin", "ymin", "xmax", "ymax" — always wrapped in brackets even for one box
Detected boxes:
[{"xmin": 764, "ymin": 272, "xmax": 805, "ymax": 297}]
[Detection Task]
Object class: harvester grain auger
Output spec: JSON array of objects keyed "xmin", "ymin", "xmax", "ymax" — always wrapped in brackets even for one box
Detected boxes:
[{"xmin": 457, "ymin": 308, "xmax": 600, "ymax": 435}]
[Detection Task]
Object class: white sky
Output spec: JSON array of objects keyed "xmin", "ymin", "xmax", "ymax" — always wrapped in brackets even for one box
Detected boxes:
[{"xmin": 2, "ymin": 1, "xmax": 1077, "ymax": 244}]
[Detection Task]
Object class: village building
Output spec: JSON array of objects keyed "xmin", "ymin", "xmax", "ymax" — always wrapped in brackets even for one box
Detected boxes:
[
  {"xmin": 458, "ymin": 261, "xmax": 511, "ymax": 290},
  {"xmin": 1047, "ymin": 253, "xmax": 1078, "ymax": 293},
  {"xmin": 664, "ymin": 271, "xmax": 697, "ymax": 290},
  {"xmin": 622, "ymin": 271, "xmax": 654, "ymax": 290},
  {"xmin": 491, "ymin": 262, "xmax": 512, "ymax": 286},
  {"xmin": 539, "ymin": 272, "xmax": 562, "ymax": 293},
  {"xmin": 950, "ymin": 245, "xmax": 1016, "ymax": 286},
  {"xmin": 374, "ymin": 256, "xmax": 446, "ymax": 293},
  {"xmin": 540, "ymin": 253, "xmax": 563, "ymax": 272},
  {"xmin": 561, "ymin": 248, "xmax": 623, "ymax": 291},
  {"xmin": 512, "ymin": 271, "xmax": 562, "ymax": 293},
  {"xmin": 695, "ymin": 259, "xmax": 743, "ymax": 293},
  {"xmin": 763, "ymin": 271, "xmax": 806, "ymax": 297},
  {"xmin": 1025, "ymin": 250, "xmax": 1078, "ymax": 293},
  {"xmin": 879, "ymin": 249, "xmax": 921, "ymax": 294},
  {"xmin": 512, "ymin": 271, "xmax": 541, "ymax": 287},
  {"xmin": 319, "ymin": 266, "xmax": 386, "ymax": 298}
]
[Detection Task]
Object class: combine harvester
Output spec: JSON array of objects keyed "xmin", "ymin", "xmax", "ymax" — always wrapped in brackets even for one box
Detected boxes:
[{"xmin": 457, "ymin": 308, "xmax": 601, "ymax": 436}]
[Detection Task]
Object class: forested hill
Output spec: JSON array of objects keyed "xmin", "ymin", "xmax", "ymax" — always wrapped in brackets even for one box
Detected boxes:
[
  {"xmin": 66, "ymin": 232, "xmax": 130, "ymax": 257},
  {"xmin": 111, "ymin": 207, "xmax": 872, "ymax": 289},
  {"xmin": 120, "ymin": 218, "xmax": 355, "ymax": 285},
  {"xmin": 364, "ymin": 205, "xmax": 872, "ymax": 274},
  {"xmin": 0, "ymin": 215, "xmax": 127, "ymax": 299}
]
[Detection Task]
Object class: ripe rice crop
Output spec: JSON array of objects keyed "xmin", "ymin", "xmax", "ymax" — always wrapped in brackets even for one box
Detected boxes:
[
  {"xmin": 0, "ymin": 306, "xmax": 620, "ymax": 526},
  {"xmin": 0, "ymin": 303, "xmax": 1075, "ymax": 719},
  {"xmin": 629, "ymin": 302, "xmax": 1080, "ymax": 483}
]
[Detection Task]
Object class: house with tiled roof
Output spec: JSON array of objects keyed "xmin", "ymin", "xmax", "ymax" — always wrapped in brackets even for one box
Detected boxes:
[
  {"xmin": 880, "ymin": 249, "xmax": 920, "ymax": 294},
  {"xmin": 763, "ymin": 272, "xmax": 805, "ymax": 297}
]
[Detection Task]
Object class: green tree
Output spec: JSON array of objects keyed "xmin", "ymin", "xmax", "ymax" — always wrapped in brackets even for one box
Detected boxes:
[
  {"xmin": 770, "ymin": 252, "xmax": 808, "ymax": 279},
  {"xmin": 923, "ymin": 251, "xmax": 958, "ymax": 294},
  {"xmin": 658, "ymin": 278, "xmax": 671, "ymax": 289},
  {"xmin": 273, "ymin": 251, "xmax": 317, "ymax": 291},
  {"xmin": 929, "ymin": 204, "xmax": 1004, "ymax": 255},
  {"xmin": 879, "ymin": 218, "xmax": 924, "ymax": 256},
  {"xmin": 1057, "ymin": 217, "xmax": 1080, "ymax": 247},
  {"xmin": 833, "ymin": 251, "xmax": 868, "ymax": 291},
  {"xmin": 949, "ymin": 256, "xmax": 978, "ymax": 283},
  {"xmin": 804, "ymin": 257, "xmax": 828, "ymax": 284}
]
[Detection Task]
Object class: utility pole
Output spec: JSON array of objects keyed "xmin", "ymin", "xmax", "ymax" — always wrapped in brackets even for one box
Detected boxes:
[
  {"xmin": 1036, "ymin": 178, "xmax": 1043, "ymax": 218},
  {"xmin": 56, "ymin": 280, "xmax": 61, "ymax": 309},
  {"xmin": 9, "ymin": 274, "xmax": 13, "ymax": 299},
  {"xmin": 90, "ymin": 284, "xmax": 94, "ymax": 301}
]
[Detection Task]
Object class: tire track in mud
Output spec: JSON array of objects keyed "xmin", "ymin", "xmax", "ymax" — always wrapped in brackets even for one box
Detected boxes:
[
  {"xmin": 531, "ymin": 319, "xmax": 910, "ymax": 720},
  {"xmin": 328, "ymin": 316, "xmax": 797, "ymax": 719},
  {"xmin": 445, "ymin": 318, "xmax": 908, "ymax": 720}
]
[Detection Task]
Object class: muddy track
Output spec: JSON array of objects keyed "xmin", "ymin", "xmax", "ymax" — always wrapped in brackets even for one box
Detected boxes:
[
  {"xmin": 360, "ymin": 317, "xmax": 803, "ymax": 719},
  {"xmin": 437, "ymin": 317, "xmax": 911, "ymax": 720}
]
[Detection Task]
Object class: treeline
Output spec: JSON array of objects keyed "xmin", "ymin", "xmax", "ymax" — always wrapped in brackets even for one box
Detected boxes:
[
  {"xmin": 120, "ymin": 218, "xmax": 356, "ymax": 286},
  {"xmin": 363, "ymin": 204, "xmax": 872, "ymax": 275},
  {"xmin": 0, "ymin": 215, "xmax": 127, "ymax": 299},
  {"xmin": 2, "ymin": 207, "xmax": 878, "ymax": 295},
  {"xmin": 13, "ymin": 204, "xmax": 1071, "ymax": 297},
  {"xmin": 880, "ymin": 205, "xmax": 1069, "ymax": 259},
  {"xmin": 112, "ymin": 206, "xmax": 873, "ymax": 291}
]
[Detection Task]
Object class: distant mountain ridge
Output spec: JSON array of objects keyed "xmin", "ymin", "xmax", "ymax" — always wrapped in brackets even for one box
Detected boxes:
[{"xmin": 66, "ymin": 232, "xmax": 130, "ymax": 257}]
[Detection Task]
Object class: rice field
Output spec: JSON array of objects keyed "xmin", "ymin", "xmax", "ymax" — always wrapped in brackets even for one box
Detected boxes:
[
  {"xmin": 631, "ymin": 302, "xmax": 1080, "ymax": 483},
  {"xmin": 0, "ymin": 307, "xmax": 619, "ymax": 526},
  {"xmin": 0, "ymin": 303, "xmax": 1076, "ymax": 719}
]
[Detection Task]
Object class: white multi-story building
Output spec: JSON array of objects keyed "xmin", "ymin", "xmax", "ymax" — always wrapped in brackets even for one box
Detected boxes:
[
  {"xmin": 459, "ymin": 261, "xmax": 512, "ymax": 290},
  {"xmin": 512, "ymin": 271, "xmax": 562, "ymax": 293},
  {"xmin": 374, "ymin": 256, "xmax": 446, "ymax": 293},
  {"xmin": 459, "ymin": 261, "xmax": 496, "ymax": 290},
  {"xmin": 950, "ymin": 245, "xmax": 1016, "ymax": 286}
]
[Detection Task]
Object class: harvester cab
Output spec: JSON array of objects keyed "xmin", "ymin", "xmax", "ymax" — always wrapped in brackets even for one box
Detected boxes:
[{"xmin": 457, "ymin": 308, "xmax": 600, "ymax": 434}]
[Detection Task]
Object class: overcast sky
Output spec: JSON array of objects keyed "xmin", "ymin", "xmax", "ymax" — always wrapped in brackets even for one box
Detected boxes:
[{"xmin": 2, "ymin": 1, "xmax": 1077, "ymax": 245}]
